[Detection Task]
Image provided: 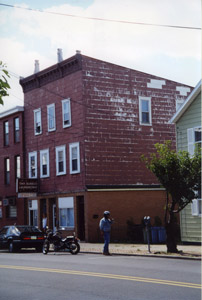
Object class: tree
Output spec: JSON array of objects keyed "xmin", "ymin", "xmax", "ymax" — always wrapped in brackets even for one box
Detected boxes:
[
  {"xmin": 0, "ymin": 61, "xmax": 10, "ymax": 105},
  {"xmin": 141, "ymin": 141, "xmax": 201, "ymax": 253}
]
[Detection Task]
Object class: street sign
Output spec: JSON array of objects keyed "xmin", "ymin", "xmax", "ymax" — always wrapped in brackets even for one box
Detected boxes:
[{"xmin": 17, "ymin": 179, "xmax": 38, "ymax": 198}]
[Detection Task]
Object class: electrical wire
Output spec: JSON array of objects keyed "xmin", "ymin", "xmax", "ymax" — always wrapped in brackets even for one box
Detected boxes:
[{"xmin": 0, "ymin": 2, "xmax": 201, "ymax": 30}]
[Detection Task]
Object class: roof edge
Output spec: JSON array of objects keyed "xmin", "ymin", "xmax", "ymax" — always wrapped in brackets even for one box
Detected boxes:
[{"xmin": 170, "ymin": 80, "xmax": 201, "ymax": 124}]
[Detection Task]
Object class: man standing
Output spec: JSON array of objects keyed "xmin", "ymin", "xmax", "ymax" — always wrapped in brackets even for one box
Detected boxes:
[{"xmin": 99, "ymin": 211, "xmax": 114, "ymax": 255}]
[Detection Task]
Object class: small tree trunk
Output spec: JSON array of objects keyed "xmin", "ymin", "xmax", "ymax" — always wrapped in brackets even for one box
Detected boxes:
[{"xmin": 165, "ymin": 211, "xmax": 178, "ymax": 253}]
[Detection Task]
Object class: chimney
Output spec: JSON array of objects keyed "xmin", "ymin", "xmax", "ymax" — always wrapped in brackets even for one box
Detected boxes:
[
  {"xmin": 57, "ymin": 48, "xmax": 63, "ymax": 63},
  {"xmin": 76, "ymin": 50, "xmax": 81, "ymax": 55},
  {"xmin": 34, "ymin": 60, "xmax": 40, "ymax": 73}
]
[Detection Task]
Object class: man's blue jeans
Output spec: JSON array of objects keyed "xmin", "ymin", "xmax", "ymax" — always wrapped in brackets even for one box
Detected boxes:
[{"xmin": 103, "ymin": 231, "xmax": 110, "ymax": 254}]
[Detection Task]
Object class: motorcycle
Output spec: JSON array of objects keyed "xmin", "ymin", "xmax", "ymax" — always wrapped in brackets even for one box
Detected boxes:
[{"xmin": 43, "ymin": 229, "xmax": 80, "ymax": 255}]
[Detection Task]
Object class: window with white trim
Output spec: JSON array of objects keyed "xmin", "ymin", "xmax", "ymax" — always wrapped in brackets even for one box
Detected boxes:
[
  {"xmin": 191, "ymin": 199, "xmax": 201, "ymax": 217},
  {"xmin": 34, "ymin": 108, "xmax": 42, "ymax": 135},
  {"xmin": 139, "ymin": 97, "xmax": 152, "ymax": 125},
  {"xmin": 58, "ymin": 197, "xmax": 74, "ymax": 228},
  {"xmin": 40, "ymin": 149, "xmax": 50, "ymax": 178},
  {"xmin": 187, "ymin": 127, "xmax": 201, "ymax": 156},
  {"xmin": 69, "ymin": 142, "xmax": 80, "ymax": 174},
  {"xmin": 47, "ymin": 104, "xmax": 56, "ymax": 131},
  {"xmin": 29, "ymin": 200, "xmax": 38, "ymax": 226},
  {"xmin": 56, "ymin": 145, "xmax": 66, "ymax": 176},
  {"xmin": 62, "ymin": 99, "xmax": 71, "ymax": 128},
  {"xmin": 29, "ymin": 151, "xmax": 37, "ymax": 178}
]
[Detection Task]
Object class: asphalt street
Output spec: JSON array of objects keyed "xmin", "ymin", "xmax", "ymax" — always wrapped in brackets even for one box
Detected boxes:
[{"xmin": 0, "ymin": 251, "xmax": 201, "ymax": 300}]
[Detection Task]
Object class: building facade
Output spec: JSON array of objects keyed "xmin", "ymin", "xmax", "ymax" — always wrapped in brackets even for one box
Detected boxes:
[
  {"xmin": 6, "ymin": 52, "xmax": 191, "ymax": 242},
  {"xmin": 0, "ymin": 106, "xmax": 26, "ymax": 227},
  {"xmin": 171, "ymin": 80, "xmax": 201, "ymax": 244}
]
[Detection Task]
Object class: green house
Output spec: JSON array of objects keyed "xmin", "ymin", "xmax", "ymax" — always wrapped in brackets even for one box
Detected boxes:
[{"xmin": 171, "ymin": 80, "xmax": 201, "ymax": 243}]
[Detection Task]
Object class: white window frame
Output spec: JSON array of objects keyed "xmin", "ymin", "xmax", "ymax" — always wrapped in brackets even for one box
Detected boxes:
[
  {"xmin": 69, "ymin": 142, "xmax": 80, "ymax": 174},
  {"xmin": 47, "ymin": 103, "xmax": 56, "ymax": 132},
  {"xmin": 56, "ymin": 145, "xmax": 66, "ymax": 176},
  {"xmin": 139, "ymin": 97, "xmax": 152, "ymax": 126},
  {"xmin": 58, "ymin": 197, "xmax": 74, "ymax": 228},
  {"xmin": 28, "ymin": 151, "xmax": 37, "ymax": 179},
  {"xmin": 62, "ymin": 99, "xmax": 71, "ymax": 128},
  {"xmin": 34, "ymin": 108, "xmax": 42, "ymax": 135},
  {"xmin": 40, "ymin": 149, "xmax": 50, "ymax": 178},
  {"xmin": 191, "ymin": 199, "xmax": 201, "ymax": 217},
  {"xmin": 187, "ymin": 127, "xmax": 201, "ymax": 156}
]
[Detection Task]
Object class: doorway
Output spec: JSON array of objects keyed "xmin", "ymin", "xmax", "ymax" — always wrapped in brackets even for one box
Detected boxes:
[{"xmin": 76, "ymin": 196, "xmax": 85, "ymax": 241}]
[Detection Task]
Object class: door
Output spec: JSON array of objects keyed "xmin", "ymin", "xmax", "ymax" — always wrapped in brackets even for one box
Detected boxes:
[{"xmin": 76, "ymin": 196, "xmax": 85, "ymax": 241}]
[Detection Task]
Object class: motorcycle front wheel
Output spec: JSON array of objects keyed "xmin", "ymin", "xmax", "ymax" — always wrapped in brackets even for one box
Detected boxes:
[
  {"xmin": 69, "ymin": 242, "xmax": 80, "ymax": 255},
  {"xmin": 42, "ymin": 240, "xmax": 50, "ymax": 255}
]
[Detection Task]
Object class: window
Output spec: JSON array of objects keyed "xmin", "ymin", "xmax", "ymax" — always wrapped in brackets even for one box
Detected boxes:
[
  {"xmin": 62, "ymin": 99, "xmax": 71, "ymax": 128},
  {"xmin": 192, "ymin": 199, "xmax": 201, "ymax": 217},
  {"xmin": 58, "ymin": 197, "xmax": 74, "ymax": 228},
  {"xmin": 69, "ymin": 142, "xmax": 80, "ymax": 174},
  {"xmin": 14, "ymin": 117, "xmax": 20, "ymax": 143},
  {"xmin": 29, "ymin": 151, "xmax": 37, "ymax": 178},
  {"xmin": 47, "ymin": 104, "xmax": 56, "ymax": 131},
  {"xmin": 4, "ymin": 121, "xmax": 9, "ymax": 146},
  {"xmin": 56, "ymin": 145, "xmax": 66, "ymax": 175},
  {"xmin": 40, "ymin": 149, "xmax": 50, "ymax": 178},
  {"xmin": 15, "ymin": 155, "xmax": 21, "ymax": 179},
  {"xmin": 187, "ymin": 127, "xmax": 201, "ymax": 156},
  {"xmin": 139, "ymin": 97, "xmax": 152, "ymax": 125},
  {"xmin": 34, "ymin": 108, "xmax": 42, "ymax": 135},
  {"xmin": 5, "ymin": 158, "xmax": 10, "ymax": 185},
  {"xmin": 29, "ymin": 200, "xmax": 38, "ymax": 226},
  {"xmin": 6, "ymin": 205, "xmax": 17, "ymax": 218}
]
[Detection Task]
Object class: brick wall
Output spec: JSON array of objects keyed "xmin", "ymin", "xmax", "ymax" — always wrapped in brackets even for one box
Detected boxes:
[
  {"xmin": 82, "ymin": 55, "xmax": 191, "ymax": 186},
  {"xmin": 23, "ymin": 70, "xmax": 86, "ymax": 194},
  {"xmin": 85, "ymin": 189, "xmax": 167, "ymax": 242}
]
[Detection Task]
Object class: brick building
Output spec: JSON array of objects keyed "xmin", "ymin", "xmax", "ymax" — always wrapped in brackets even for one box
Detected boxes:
[
  {"xmin": 0, "ymin": 106, "xmax": 26, "ymax": 227},
  {"xmin": 18, "ymin": 51, "xmax": 192, "ymax": 242}
]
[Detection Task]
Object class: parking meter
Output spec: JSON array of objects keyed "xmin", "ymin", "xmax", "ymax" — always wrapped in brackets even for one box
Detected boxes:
[{"xmin": 144, "ymin": 216, "xmax": 151, "ymax": 253}]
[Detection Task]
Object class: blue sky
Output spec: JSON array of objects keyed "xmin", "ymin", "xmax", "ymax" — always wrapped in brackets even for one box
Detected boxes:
[{"xmin": 0, "ymin": 0, "xmax": 201, "ymax": 112}]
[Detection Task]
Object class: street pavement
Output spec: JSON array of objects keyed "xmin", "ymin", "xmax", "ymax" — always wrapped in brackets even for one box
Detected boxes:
[{"xmin": 80, "ymin": 242, "xmax": 201, "ymax": 260}]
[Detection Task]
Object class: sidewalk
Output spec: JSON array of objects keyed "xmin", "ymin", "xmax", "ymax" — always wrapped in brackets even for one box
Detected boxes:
[{"xmin": 80, "ymin": 242, "xmax": 202, "ymax": 260}]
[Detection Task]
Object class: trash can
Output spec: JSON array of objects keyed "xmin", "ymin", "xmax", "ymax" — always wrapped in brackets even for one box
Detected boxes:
[
  {"xmin": 158, "ymin": 227, "xmax": 166, "ymax": 243},
  {"xmin": 151, "ymin": 227, "xmax": 159, "ymax": 243}
]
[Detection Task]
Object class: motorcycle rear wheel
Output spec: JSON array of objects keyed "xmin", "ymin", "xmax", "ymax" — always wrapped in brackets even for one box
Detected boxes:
[
  {"xmin": 42, "ymin": 240, "xmax": 50, "ymax": 255},
  {"xmin": 69, "ymin": 242, "xmax": 80, "ymax": 255}
]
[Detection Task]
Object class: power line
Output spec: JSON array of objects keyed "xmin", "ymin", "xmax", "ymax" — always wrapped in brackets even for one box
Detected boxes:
[{"xmin": 0, "ymin": 2, "xmax": 201, "ymax": 31}]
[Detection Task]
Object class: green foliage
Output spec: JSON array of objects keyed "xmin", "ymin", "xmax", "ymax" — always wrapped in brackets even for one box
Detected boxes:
[
  {"xmin": 0, "ymin": 61, "xmax": 10, "ymax": 105},
  {"xmin": 141, "ymin": 140, "xmax": 201, "ymax": 213}
]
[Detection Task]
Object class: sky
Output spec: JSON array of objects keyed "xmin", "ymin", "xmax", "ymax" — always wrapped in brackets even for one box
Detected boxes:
[{"xmin": 0, "ymin": 0, "xmax": 201, "ymax": 112}]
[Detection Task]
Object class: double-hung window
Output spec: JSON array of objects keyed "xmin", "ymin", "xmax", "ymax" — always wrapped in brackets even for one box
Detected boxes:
[
  {"xmin": 62, "ymin": 99, "xmax": 71, "ymax": 128},
  {"xmin": 58, "ymin": 197, "xmax": 74, "ymax": 228},
  {"xmin": 187, "ymin": 127, "xmax": 201, "ymax": 156},
  {"xmin": 40, "ymin": 149, "xmax": 49, "ymax": 178},
  {"xmin": 139, "ymin": 97, "xmax": 152, "ymax": 125},
  {"xmin": 29, "ymin": 151, "xmax": 37, "ymax": 178},
  {"xmin": 47, "ymin": 104, "xmax": 56, "ymax": 132},
  {"xmin": 14, "ymin": 117, "xmax": 20, "ymax": 143},
  {"xmin": 5, "ymin": 158, "xmax": 10, "ymax": 185},
  {"xmin": 69, "ymin": 142, "xmax": 80, "ymax": 174},
  {"xmin": 192, "ymin": 199, "xmax": 201, "ymax": 217},
  {"xmin": 56, "ymin": 145, "xmax": 66, "ymax": 176},
  {"xmin": 34, "ymin": 108, "xmax": 42, "ymax": 135},
  {"xmin": 4, "ymin": 121, "xmax": 9, "ymax": 146},
  {"xmin": 15, "ymin": 155, "xmax": 21, "ymax": 179}
]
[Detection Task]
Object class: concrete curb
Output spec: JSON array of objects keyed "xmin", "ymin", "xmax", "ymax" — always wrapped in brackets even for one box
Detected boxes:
[{"xmin": 80, "ymin": 251, "xmax": 201, "ymax": 261}]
